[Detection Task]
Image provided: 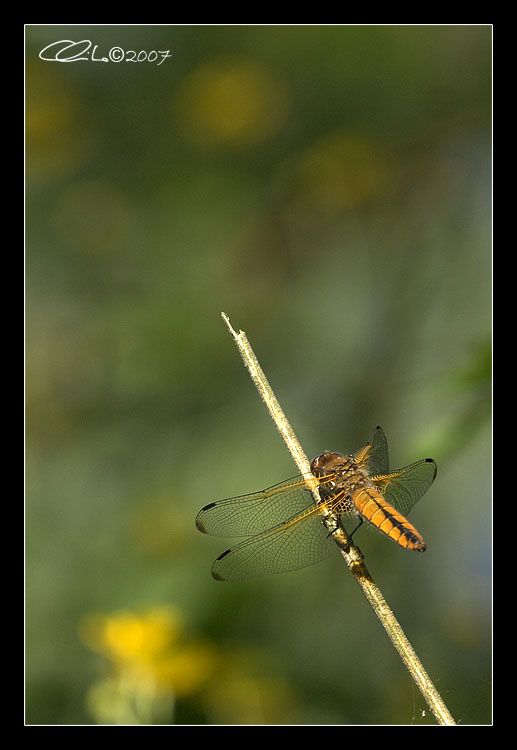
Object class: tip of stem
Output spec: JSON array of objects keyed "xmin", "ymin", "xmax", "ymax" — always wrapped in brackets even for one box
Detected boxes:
[{"xmin": 221, "ymin": 311, "xmax": 238, "ymax": 338}]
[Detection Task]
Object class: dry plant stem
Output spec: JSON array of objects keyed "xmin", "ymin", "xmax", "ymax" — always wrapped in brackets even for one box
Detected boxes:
[{"xmin": 220, "ymin": 312, "xmax": 456, "ymax": 727}]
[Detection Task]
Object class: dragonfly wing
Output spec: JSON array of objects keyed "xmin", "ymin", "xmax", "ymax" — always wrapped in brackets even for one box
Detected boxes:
[
  {"xmin": 211, "ymin": 504, "xmax": 339, "ymax": 581},
  {"xmin": 195, "ymin": 475, "xmax": 316, "ymax": 537},
  {"xmin": 354, "ymin": 426, "xmax": 390, "ymax": 476},
  {"xmin": 371, "ymin": 458, "xmax": 437, "ymax": 517}
]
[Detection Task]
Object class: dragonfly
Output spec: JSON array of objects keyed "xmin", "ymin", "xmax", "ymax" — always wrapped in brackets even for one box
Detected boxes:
[{"xmin": 195, "ymin": 426, "xmax": 437, "ymax": 581}]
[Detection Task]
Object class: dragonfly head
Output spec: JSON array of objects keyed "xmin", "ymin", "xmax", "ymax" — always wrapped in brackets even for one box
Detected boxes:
[{"xmin": 310, "ymin": 451, "xmax": 347, "ymax": 479}]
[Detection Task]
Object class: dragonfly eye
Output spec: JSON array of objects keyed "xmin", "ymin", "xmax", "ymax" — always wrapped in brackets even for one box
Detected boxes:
[{"xmin": 310, "ymin": 451, "xmax": 346, "ymax": 476}]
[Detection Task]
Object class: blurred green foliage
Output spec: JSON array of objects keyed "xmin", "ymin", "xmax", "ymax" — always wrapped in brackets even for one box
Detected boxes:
[{"xmin": 26, "ymin": 25, "xmax": 491, "ymax": 725}]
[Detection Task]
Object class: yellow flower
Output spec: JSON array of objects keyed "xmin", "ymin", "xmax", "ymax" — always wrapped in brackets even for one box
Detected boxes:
[
  {"xmin": 153, "ymin": 641, "xmax": 219, "ymax": 698},
  {"xmin": 26, "ymin": 65, "xmax": 97, "ymax": 179},
  {"xmin": 80, "ymin": 607, "xmax": 298, "ymax": 724},
  {"xmin": 173, "ymin": 59, "xmax": 288, "ymax": 147},
  {"xmin": 80, "ymin": 606, "xmax": 217, "ymax": 701},
  {"xmin": 297, "ymin": 132, "xmax": 393, "ymax": 213}
]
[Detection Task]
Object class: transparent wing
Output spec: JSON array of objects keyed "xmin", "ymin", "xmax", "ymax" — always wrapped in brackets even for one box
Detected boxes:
[
  {"xmin": 195, "ymin": 474, "xmax": 317, "ymax": 538},
  {"xmin": 210, "ymin": 503, "xmax": 340, "ymax": 581},
  {"xmin": 353, "ymin": 425, "xmax": 389, "ymax": 476},
  {"xmin": 371, "ymin": 458, "xmax": 437, "ymax": 517}
]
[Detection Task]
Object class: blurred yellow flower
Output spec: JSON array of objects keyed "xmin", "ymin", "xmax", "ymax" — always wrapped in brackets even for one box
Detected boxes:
[
  {"xmin": 79, "ymin": 606, "xmax": 218, "ymax": 723},
  {"xmin": 26, "ymin": 65, "xmax": 98, "ymax": 180},
  {"xmin": 296, "ymin": 132, "xmax": 393, "ymax": 213},
  {"xmin": 174, "ymin": 58, "xmax": 288, "ymax": 147},
  {"xmin": 82, "ymin": 607, "xmax": 182, "ymax": 663},
  {"xmin": 153, "ymin": 641, "xmax": 220, "ymax": 698}
]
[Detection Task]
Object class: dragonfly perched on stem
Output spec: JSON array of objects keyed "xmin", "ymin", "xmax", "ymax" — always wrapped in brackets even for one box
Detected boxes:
[{"xmin": 196, "ymin": 426, "xmax": 437, "ymax": 581}]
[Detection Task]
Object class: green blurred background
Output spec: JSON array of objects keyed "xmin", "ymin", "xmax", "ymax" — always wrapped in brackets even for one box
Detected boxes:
[{"xmin": 26, "ymin": 25, "xmax": 491, "ymax": 725}]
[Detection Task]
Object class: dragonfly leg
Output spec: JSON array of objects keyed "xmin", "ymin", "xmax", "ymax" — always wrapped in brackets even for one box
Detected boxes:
[
  {"xmin": 340, "ymin": 516, "xmax": 364, "ymax": 551},
  {"xmin": 348, "ymin": 516, "xmax": 363, "ymax": 539},
  {"xmin": 338, "ymin": 517, "xmax": 364, "ymax": 553},
  {"xmin": 324, "ymin": 515, "xmax": 363, "ymax": 554}
]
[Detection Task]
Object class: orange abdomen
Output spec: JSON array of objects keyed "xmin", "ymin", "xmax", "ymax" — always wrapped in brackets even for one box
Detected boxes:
[{"xmin": 352, "ymin": 487, "xmax": 426, "ymax": 551}]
